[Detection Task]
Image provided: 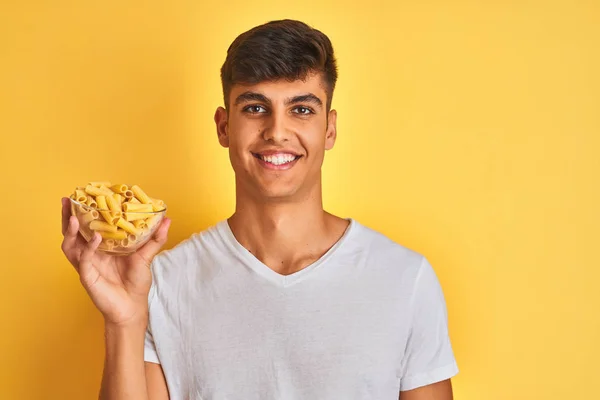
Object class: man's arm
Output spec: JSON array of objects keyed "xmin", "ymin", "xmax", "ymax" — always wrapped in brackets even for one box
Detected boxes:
[
  {"xmin": 98, "ymin": 322, "xmax": 169, "ymax": 400},
  {"xmin": 399, "ymin": 379, "xmax": 453, "ymax": 400},
  {"xmin": 145, "ymin": 362, "xmax": 169, "ymax": 400},
  {"xmin": 99, "ymin": 322, "xmax": 151, "ymax": 400}
]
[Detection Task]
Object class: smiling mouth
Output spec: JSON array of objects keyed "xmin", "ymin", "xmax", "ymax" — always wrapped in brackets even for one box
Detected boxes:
[{"xmin": 252, "ymin": 153, "xmax": 302, "ymax": 166}]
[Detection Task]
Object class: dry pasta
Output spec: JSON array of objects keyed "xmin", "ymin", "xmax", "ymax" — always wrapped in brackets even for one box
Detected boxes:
[
  {"xmin": 150, "ymin": 198, "xmax": 165, "ymax": 212},
  {"xmin": 105, "ymin": 195, "xmax": 121, "ymax": 214},
  {"xmin": 89, "ymin": 220, "xmax": 118, "ymax": 233},
  {"xmin": 74, "ymin": 190, "xmax": 87, "ymax": 203},
  {"xmin": 89, "ymin": 181, "xmax": 112, "ymax": 188},
  {"xmin": 86, "ymin": 196, "xmax": 97, "ymax": 208},
  {"xmin": 117, "ymin": 218, "xmax": 141, "ymax": 236},
  {"xmin": 95, "ymin": 196, "xmax": 115, "ymax": 226},
  {"xmin": 113, "ymin": 193, "xmax": 122, "ymax": 207},
  {"xmin": 81, "ymin": 210, "xmax": 99, "ymax": 225},
  {"xmin": 69, "ymin": 182, "xmax": 166, "ymax": 254},
  {"xmin": 133, "ymin": 219, "xmax": 147, "ymax": 230},
  {"xmin": 105, "ymin": 239, "xmax": 116, "ymax": 249},
  {"xmin": 85, "ymin": 185, "xmax": 114, "ymax": 197},
  {"xmin": 110, "ymin": 184, "xmax": 128, "ymax": 193},
  {"xmin": 100, "ymin": 230, "xmax": 128, "ymax": 240}
]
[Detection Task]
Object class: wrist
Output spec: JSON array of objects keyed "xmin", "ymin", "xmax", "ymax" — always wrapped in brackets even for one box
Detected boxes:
[{"xmin": 104, "ymin": 312, "xmax": 148, "ymax": 333}]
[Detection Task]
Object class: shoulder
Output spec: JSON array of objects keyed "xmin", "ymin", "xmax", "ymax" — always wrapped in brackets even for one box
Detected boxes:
[
  {"xmin": 149, "ymin": 220, "xmax": 229, "ymax": 284},
  {"xmin": 350, "ymin": 219, "xmax": 424, "ymax": 266},
  {"xmin": 347, "ymin": 219, "xmax": 430, "ymax": 283}
]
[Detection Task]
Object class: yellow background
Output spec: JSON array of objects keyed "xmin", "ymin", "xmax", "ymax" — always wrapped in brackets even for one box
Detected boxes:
[{"xmin": 1, "ymin": 1, "xmax": 598, "ymax": 399}]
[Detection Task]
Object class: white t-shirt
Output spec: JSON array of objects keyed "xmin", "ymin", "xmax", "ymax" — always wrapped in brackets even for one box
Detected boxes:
[{"xmin": 144, "ymin": 218, "xmax": 458, "ymax": 399}]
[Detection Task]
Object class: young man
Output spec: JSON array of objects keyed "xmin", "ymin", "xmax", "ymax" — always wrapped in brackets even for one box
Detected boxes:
[{"xmin": 61, "ymin": 19, "xmax": 458, "ymax": 400}]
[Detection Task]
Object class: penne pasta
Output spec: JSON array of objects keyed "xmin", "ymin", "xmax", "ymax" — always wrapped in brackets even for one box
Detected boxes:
[
  {"xmin": 102, "ymin": 239, "xmax": 115, "ymax": 251},
  {"xmin": 113, "ymin": 193, "xmax": 122, "ymax": 207},
  {"xmin": 123, "ymin": 201, "xmax": 153, "ymax": 221},
  {"xmin": 81, "ymin": 210, "xmax": 99, "ymax": 225},
  {"xmin": 99, "ymin": 230, "xmax": 128, "ymax": 240},
  {"xmin": 124, "ymin": 212, "xmax": 148, "ymax": 222},
  {"xmin": 95, "ymin": 196, "xmax": 116, "ymax": 225},
  {"xmin": 117, "ymin": 218, "xmax": 141, "ymax": 236},
  {"xmin": 110, "ymin": 184, "xmax": 129, "ymax": 194},
  {"xmin": 131, "ymin": 185, "xmax": 151, "ymax": 204},
  {"xmin": 133, "ymin": 219, "xmax": 147, "ymax": 230},
  {"xmin": 120, "ymin": 237, "xmax": 135, "ymax": 247},
  {"xmin": 146, "ymin": 214, "xmax": 162, "ymax": 229},
  {"xmin": 150, "ymin": 198, "xmax": 165, "ymax": 212},
  {"xmin": 85, "ymin": 185, "xmax": 114, "ymax": 197},
  {"xmin": 109, "ymin": 213, "xmax": 121, "ymax": 225},
  {"xmin": 70, "ymin": 182, "xmax": 165, "ymax": 253},
  {"xmin": 89, "ymin": 220, "xmax": 118, "ymax": 233},
  {"xmin": 86, "ymin": 196, "xmax": 97, "ymax": 208},
  {"xmin": 105, "ymin": 195, "xmax": 120, "ymax": 214},
  {"xmin": 74, "ymin": 190, "xmax": 87, "ymax": 203},
  {"xmin": 89, "ymin": 181, "xmax": 112, "ymax": 188},
  {"xmin": 123, "ymin": 203, "xmax": 153, "ymax": 213}
]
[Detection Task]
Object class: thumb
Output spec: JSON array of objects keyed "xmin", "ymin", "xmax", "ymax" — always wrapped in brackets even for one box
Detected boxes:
[{"xmin": 137, "ymin": 217, "xmax": 171, "ymax": 266}]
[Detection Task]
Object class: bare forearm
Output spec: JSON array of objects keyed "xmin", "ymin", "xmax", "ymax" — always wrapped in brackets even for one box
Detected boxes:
[{"xmin": 99, "ymin": 320, "xmax": 149, "ymax": 400}]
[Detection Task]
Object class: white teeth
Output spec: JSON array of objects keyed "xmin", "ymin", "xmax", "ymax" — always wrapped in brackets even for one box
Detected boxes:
[{"xmin": 261, "ymin": 154, "xmax": 296, "ymax": 165}]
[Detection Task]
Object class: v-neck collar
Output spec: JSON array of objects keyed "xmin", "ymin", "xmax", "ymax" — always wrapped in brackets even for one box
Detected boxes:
[{"xmin": 217, "ymin": 218, "xmax": 356, "ymax": 287}]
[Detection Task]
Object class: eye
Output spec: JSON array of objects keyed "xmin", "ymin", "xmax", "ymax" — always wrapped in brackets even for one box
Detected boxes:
[
  {"xmin": 243, "ymin": 105, "xmax": 267, "ymax": 114},
  {"xmin": 292, "ymin": 106, "xmax": 314, "ymax": 115}
]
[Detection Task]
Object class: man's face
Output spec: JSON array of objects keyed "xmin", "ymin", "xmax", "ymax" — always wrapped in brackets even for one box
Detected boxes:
[{"xmin": 214, "ymin": 72, "xmax": 337, "ymax": 202}]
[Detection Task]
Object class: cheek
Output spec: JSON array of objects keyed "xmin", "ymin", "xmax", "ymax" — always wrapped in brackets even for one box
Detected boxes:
[
  {"xmin": 301, "ymin": 126, "xmax": 328, "ymax": 155},
  {"xmin": 229, "ymin": 120, "xmax": 263, "ymax": 148},
  {"xmin": 226, "ymin": 130, "xmax": 257, "ymax": 171}
]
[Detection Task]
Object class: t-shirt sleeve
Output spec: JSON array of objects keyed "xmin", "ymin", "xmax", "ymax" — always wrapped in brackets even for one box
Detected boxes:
[
  {"xmin": 144, "ymin": 272, "xmax": 160, "ymax": 364},
  {"xmin": 399, "ymin": 256, "xmax": 459, "ymax": 391},
  {"xmin": 144, "ymin": 323, "xmax": 160, "ymax": 364}
]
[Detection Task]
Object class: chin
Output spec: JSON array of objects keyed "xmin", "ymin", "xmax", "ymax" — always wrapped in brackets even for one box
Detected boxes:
[
  {"xmin": 254, "ymin": 183, "xmax": 302, "ymax": 201},
  {"xmin": 259, "ymin": 189, "xmax": 299, "ymax": 201}
]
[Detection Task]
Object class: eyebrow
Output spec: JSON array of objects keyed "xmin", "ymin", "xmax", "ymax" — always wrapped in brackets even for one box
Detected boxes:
[
  {"xmin": 234, "ymin": 92, "xmax": 271, "ymax": 106},
  {"xmin": 234, "ymin": 91, "xmax": 323, "ymax": 109},
  {"xmin": 286, "ymin": 94, "xmax": 323, "ymax": 109}
]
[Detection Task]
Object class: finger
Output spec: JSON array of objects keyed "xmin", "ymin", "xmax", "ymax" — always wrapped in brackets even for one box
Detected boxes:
[
  {"xmin": 137, "ymin": 217, "xmax": 171, "ymax": 265},
  {"xmin": 61, "ymin": 197, "xmax": 71, "ymax": 235},
  {"xmin": 61, "ymin": 215, "xmax": 79, "ymax": 252},
  {"xmin": 61, "ymin": 216, "xmax": 82, "ymax": 265},
  {"xmin": 67, "ymin": 234, "xmax": 87, "ymax": 267},
  {"xmin": 79, "ymin": 232, "xmax": 102, "ymax": 275}
]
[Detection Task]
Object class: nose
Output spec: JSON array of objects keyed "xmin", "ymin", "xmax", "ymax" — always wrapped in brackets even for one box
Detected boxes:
[{"xmin": 262, "ymin": 110, "xmax": 290, "ymax": 143}]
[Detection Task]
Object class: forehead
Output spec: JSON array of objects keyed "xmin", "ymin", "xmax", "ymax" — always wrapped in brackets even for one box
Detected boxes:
[{"xmin": 229, "ymin": 72, "xmax": 327, "ymax": 104}]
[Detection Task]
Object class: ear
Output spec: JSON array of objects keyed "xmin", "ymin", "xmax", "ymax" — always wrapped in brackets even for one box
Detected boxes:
[
  {"xmin": 324, "ymin": 109, "xmax": 337, "ymax": 150},
  {"xmin": 214, "ymin": 107, "xmax": 229, "ymax": 148}
]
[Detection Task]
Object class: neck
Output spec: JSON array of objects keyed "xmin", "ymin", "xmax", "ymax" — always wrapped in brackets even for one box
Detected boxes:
[{"xmin": 227, "ymin": 182, "xmax": 348, "ymax": 275}]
